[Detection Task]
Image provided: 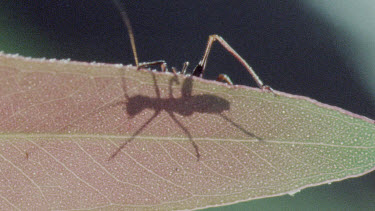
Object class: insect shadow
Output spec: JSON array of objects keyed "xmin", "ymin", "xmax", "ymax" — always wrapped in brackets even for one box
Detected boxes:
[{"xmin": 109, "ymin": 71, "xmax": 262, "ymax": 161}]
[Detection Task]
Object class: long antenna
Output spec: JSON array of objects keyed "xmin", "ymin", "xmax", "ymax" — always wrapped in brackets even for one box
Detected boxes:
[{"xmin": 111, "ymin": 0, "xmax": 139, "ymax": 67}]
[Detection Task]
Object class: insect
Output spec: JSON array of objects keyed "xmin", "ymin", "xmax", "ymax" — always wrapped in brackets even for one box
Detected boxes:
[
  {"xmin": 109, "ymin": 0, "xmax": 270, "ymax": 160},
  {"xmin": 111, "ymin": 0, "xmax": 272, "ymax": 90}
]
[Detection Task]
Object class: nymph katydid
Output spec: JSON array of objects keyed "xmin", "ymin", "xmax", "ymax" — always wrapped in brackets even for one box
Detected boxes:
[{"xmin": 109, "ymin": 0, "xmax": 267, "ymax": 161}]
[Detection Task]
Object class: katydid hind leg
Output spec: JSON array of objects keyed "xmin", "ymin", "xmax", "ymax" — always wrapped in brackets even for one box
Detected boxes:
[{"xmin": 193, "ymin": 35, "xmax": 271, "ymax": 90}]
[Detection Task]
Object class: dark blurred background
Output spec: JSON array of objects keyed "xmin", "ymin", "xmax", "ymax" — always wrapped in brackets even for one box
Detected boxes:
[{"xmin": 0, "ymin": 0, "xmax": 374, "ymax": 210}]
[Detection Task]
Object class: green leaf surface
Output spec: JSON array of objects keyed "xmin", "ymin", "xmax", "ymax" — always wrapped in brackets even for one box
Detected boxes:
[{"xmin": 0, "ymin": 52, "xmax": 374, "ymax": 210}]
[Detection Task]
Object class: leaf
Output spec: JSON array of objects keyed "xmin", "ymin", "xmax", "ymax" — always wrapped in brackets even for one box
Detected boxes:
[{"xmin": 0, "ymin": 52, "xmax": 374, "ymax": 210}]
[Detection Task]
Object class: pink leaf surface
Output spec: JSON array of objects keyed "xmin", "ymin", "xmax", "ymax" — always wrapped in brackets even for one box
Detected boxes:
[{"xmin": 0, "ymin": 52, "xmax": 374, "ymax": 210}]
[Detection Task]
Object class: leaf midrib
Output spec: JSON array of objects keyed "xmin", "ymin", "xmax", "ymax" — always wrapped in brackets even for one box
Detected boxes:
[{"xmin": 1, "ymin": 133, "xmax": 373, "ymax": 149}]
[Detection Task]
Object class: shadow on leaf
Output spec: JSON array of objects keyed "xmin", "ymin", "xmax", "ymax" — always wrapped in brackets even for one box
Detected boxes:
[{"xmin": 109, "ymin": 71, "xmax": 262, "ymax": 161}]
